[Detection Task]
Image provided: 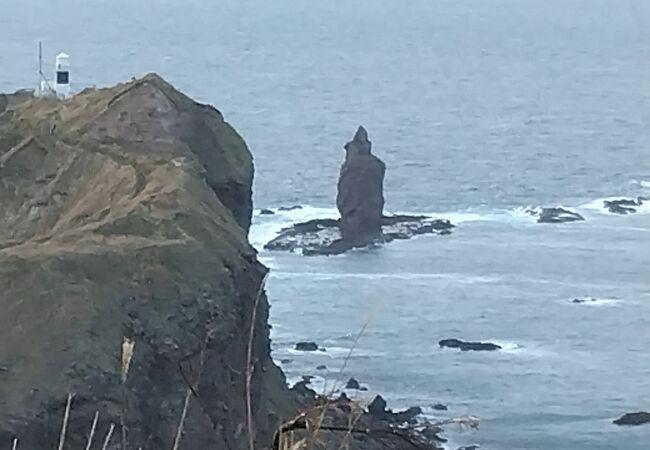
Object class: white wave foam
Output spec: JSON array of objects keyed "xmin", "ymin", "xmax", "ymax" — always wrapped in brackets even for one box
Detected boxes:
[
  {"xmin": 491, "ymin": 341, "xmax": 524, "ymax": 353},
  {"xmin": 249, "ymin": 205, "xmax": 338, "ymax": 250},
  {"xmin": 569, "ymin": 297, "xmax": 623, "ymax": 307},
  {"xmin": 630, "ymin": 179, "xmax": 650, "ymax": 189},
  {"xmin": 271, "ymin": 271, "xmax": 500, "ymax": 283},
  {"xmin": 251, "ymin": 191, "xmax": 649, "ymax": 249},
  {"xmin": 250, "ymin": 204, "xmax": 541, "ymax": 250},
  {"xmin": 285, "ymin": 345, "xmax": 382, "ymax": 359}
]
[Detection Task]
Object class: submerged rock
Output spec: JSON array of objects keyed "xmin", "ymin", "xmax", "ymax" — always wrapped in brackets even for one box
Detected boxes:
[
  {"xmin": 432, "ymin": 403, "xmax": 448, "ymax": 411},
  {"xmin": 571, "ymin": 297, "xmax": 597, "ymax": 304},
  {"xmin": 604, "ymin": 198, "xmax": 645, "ymax": 214},
  {"xmin": 259, "ymin": 208, "xmax": 275, "ymax": 215},
  {"xmin": 527, "ymin": 207, "xmax": 585, "ymax": 223},
  {"xmin": 613, "ymin": 412, "xmax": 650, "ymax": 426},
  {"xmin": 278, "ymin": 205, "xmax": 303, "ymax": 211},
  {"xmin": 439, "ymin": 338, "xmax": 502, "ymax": 352}
]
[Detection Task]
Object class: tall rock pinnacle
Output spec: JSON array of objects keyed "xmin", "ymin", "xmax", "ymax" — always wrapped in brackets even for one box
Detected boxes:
[{"xmin": 336, "ymin": 126, "xmax": 386, "ymax": 241}]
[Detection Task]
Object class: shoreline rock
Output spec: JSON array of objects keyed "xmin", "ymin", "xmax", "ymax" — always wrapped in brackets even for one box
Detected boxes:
[{"xmin": 368, "ymin": 395, "xmax": 423, "ymax": 425}]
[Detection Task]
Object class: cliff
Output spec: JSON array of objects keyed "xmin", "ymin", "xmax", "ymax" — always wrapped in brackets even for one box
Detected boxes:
[{"xmin": 0, "ymin": 74, "xmax": 293, "ymax": 449}]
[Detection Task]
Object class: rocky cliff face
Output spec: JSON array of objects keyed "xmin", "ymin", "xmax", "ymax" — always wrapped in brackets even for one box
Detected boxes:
[
  {"xmin": 336, "ymin": 126, "xmax": 386, "ymax": 242},
  {"xmin": 0, "ymin": 74, "xmax": 294, "ymax": 449}
]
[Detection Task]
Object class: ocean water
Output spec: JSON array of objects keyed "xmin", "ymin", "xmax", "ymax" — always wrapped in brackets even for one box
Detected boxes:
[{"xmin": 2, "ymin": 0, "xmax": 650, "ymax": 448}]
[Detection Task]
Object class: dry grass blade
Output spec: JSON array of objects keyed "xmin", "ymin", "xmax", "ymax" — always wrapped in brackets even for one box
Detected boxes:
[
  {"xmin": 11, "ymin": 438, "xmax": 18, "ymax": 450},
  {"xmin": 246, "ymin": 271, "xmax": 270, "ymax": 450},
  {"xmin": 120, "ymin": 337, "xmax": 135, "ymax": 450},
  {"xmin": 171, "ymin": 388, "xmax": 192, "ymax": 450},
  {"xmin": 101, "ymin": 424, "xmax": 116, "ymax": 450},
  {"xmin": 120, "ymin": 337, "xmax": 135, "ymax": 383},
  {"xmin": 85, "ymin": 411, "xmax": 100, "ymax": 450},
  {"xmin": 57, "ymin": 393, "xmax": 74, "ymax": 450}
]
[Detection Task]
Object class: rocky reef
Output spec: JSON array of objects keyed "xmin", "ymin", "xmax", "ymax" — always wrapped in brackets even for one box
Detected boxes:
[
  {"xmin": 603, "ymin": 197, "xmax": 646, "ymax": 214},
  {"xmin": 0, "ymin": 76, "xmax": 447, "ymax": 450},
  {"xmin": 265, "ymin": 127, "xmax": 454, "ymax": 255}
]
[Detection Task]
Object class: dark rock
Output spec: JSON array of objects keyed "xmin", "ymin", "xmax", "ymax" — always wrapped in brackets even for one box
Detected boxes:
[
  {"xmin": 432, "ymin": 403, "xmax": 448, "ymax": 411},
  {"xmin": 368, "ymin": 395, "xmax": 389, "ymax": 417},
  {"xmin": 280, "ymin": 359, "xmax": 293, "ymax": 365},
  {"xmin": 458, "ymin": 446, "xmax": 480, "ymax": 450},
  {"xmin": 336, "ymin": 126, "xmax": 386, "ymax": 242},
  {"xmin": 345, "ymin": 377, "xmax": 361, "ymax": 390},
  {"xmin": 604, "ymin": 198, "xmax": 644, "ymax": 214},
  {"xmin": 316, "ymin": 364, "xmax": 327, "ymax": 370},
  {"xmin": 421, "ymin": 424, "xmax": 447, "ymax": 443},
  {"xmin": 302, "ymin": 375, "xmax": 315, "ymax": 383},
  {"xmin": 395, "ymin": 406, "xmax": 423, "ymax": 424},
  {"xmin": 291, "ymin": 380, "xmax": 317, "ymax": 400},
  {"xmin": 367, "ymin": 395, "xmax": 422, "ymax": 425},
  {"xmin": 527, "ymin": 207, "xmax": 585, "ymax": 223},
  {"xmin": 613, "ymin": 412, "xmax": 650, "ymax": 426},
  {"xmin": 439, "ymin": 338, "xmax": 502, "ymax": 352},
  {"xmin": 359, "ymin": 386, "xmax": 368, "ymax": 391},
  {"xmin": 571, "ymin": 297, "xmax": 597, "ymax": 304},
  {"xmin": 278, "ymin": 205, "xmax": 303, "ymax": 211},
  {"xmin": 295, "ymin": 341, "xmax": 319, "ymax": 352},
  {"xmin": 259, "ymin": 208, "xmax": 275, "ymax": 215}
]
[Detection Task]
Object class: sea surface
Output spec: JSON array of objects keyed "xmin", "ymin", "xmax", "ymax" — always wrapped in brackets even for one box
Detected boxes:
[{"xmin": 2, "ymin": 1, "xmax": 650, "ymax": 448}]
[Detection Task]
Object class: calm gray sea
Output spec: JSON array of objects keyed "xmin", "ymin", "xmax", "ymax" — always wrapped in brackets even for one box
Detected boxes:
[{"xmin": 2, "ymin": 1, "xmax": 650, "ymax": 448}]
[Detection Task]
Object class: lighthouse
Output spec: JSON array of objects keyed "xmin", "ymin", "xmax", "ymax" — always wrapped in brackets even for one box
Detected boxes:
[
  {"xmin": 54, "ymin": 52, "xmax": 71, "ymax": 98},
  {"xmin": 37, "ymin": 44, "xmax": 72, "ymax": 99}
]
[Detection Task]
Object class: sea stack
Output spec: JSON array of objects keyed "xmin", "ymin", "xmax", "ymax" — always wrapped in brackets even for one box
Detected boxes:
[{"xmin": 336, "ymin": 126, "xmax": 386, "ymax": 242}]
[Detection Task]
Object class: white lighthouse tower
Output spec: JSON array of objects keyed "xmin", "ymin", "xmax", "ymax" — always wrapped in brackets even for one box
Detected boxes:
[
  {"xmin": 54, "ymin": 52, "xmax": 71, "ymax": 98},
  {"xmin": 38, "ymin": 43, "xmax": 71, "ymax": 99}
]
